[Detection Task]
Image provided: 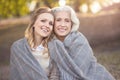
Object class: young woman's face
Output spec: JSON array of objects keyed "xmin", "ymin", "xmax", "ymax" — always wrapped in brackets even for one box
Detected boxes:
[
  {"xmin": 54, "ymin": 11, "xmax": 72, "ymax": 40},
  {"xmin": 33, "ymin": 13, "xmax": 54, "ymax": 38}
]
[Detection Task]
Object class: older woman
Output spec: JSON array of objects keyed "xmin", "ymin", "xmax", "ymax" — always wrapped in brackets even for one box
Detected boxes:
[
  {"xmin": 10, "ymin": 7, "xmax": 59, "ymax": 80},
  {"xmin": 48, "ymin": 6, "xmax": 115, "ymax": 80}
]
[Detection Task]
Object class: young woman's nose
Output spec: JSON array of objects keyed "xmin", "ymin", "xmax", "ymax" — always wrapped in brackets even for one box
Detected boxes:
[{"xmin": 45, "ymin": 22, "xmax": 50, "ymax": 27}]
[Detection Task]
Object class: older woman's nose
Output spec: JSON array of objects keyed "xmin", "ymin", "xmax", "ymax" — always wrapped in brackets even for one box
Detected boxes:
[{"xmin": 61, "ymin": 21, "xmax": 66, "ymax": 26}]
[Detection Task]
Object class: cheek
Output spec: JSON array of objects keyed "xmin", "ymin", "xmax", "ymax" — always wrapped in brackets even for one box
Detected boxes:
[
  {"xmin": 50, "ymin": 26, "xmax": 53, "ymax": 31},
  {"xmin": 34, "ymin": 21, "xmax": 41, "ymax": 28},
  {"xmin": 54, "ymin": 23, "xmax": 58, "ymax": 29},
  {"xmin": 54, "ymin": 27, "xmax": 57, "ymax": 33},
  {"xmin": 67, "ymin": 23, "xmax": 72, "ymax": 28},
  {"xmin": 55, "ymin": 21, "xmax": 60, "ymax": 26}
]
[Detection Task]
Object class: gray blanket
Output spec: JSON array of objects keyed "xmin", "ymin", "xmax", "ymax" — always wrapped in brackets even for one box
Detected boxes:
[
  {"xmin": 48, "ymin": 31, "xmax": 115, "ymax": 80},
  {"xmin": 10, "ymin": 38, "xmax": 59, "ymax": 80}
]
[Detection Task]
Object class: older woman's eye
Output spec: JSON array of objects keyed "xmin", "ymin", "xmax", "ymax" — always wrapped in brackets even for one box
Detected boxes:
[
  {"xmin": 56, "ymin": 18, "xmax": 61, "ymax": 21},
  {"xmin": 65, "ymin": 19, "xmax": 70, "ymax": 22}
]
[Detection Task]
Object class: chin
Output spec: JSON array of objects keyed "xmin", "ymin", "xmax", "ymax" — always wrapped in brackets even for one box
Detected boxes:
[
  {"xmin": 55, "ymin": 31, "xmax": 68, "ymax": 36},
  {"xmin": 42, "ymin": 35, "xmax": 49, "ymax": 38},
  {"xmin": 58, "ymin": 33, "xmax": 68, "ymax": 36}
]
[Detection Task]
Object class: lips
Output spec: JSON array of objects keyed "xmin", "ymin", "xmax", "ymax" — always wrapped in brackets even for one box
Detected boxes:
[
  {"xmin": 41, "ymin": 26, "xmax": 50, "ymax": 33},
  {"xmin": 58, "ymin": 28, "xmax": 66, "ymax": 32}
]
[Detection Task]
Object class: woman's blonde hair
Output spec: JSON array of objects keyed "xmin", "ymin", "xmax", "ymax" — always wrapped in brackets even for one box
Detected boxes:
[
  {"xmin": 25, "ymin": 7, "xmax": 54, "ymax": 49},
  {"xmin": 51, "ymin": 6, "xmax": 80, "ymax": 32}
]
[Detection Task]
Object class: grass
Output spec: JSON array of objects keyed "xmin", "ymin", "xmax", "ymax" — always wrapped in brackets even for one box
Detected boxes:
[
  {"xmin": 95, "ymin": 51, "xmax": 120, "ymax": 80},
  {"xmin": 0, "ymin": 24, "xmax": 120, "ymax": 80}
]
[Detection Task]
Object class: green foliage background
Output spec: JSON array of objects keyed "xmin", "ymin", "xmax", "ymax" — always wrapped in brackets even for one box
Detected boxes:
[
  {"xmin": 0, "ymin": 0, "xmax": 60, "ymax": 19},
  {"xmin": 0, "ymin": 0, "xmax": 31, "ymax": 18},
  {"xmin": 0, "ymin": 0, "xmax": 82, "ymax": 19}
]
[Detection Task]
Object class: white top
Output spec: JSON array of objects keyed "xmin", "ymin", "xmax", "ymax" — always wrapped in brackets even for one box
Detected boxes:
[{"xmin": 31, "ymin": 44, "xmax": 50, "ymax": 73}]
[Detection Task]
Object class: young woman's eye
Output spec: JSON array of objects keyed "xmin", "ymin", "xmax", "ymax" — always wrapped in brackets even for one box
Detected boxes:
[
  {"xmin": 41, "ymin": 20, "xmax": 46, "ymax": 22},
  {"xmin": 49, "ymin": 22, "xmax": 53, "ymax": 26}
]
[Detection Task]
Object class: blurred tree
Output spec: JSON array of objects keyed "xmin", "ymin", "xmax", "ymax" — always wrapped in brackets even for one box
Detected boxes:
[
  {"xmin": 0, "ymin": 0, "xmax": 31, "ymax": 19},
  {"xmin": 72, "ymin": 0, "xmax": 81, "ymax": 12},
  {"xmin": 44, "ymin": 0, "xmax": 57, "ymax": 8},
  {"xmin": 35, "ymin": 0, "xmax": 58, "ymax": 9},
  {"xmin": 72, "ymin": 0, "xmax": 92, "ymax": 12},
  {"xmin": 1, "ymin": 0, "xmax": 93, "ymax": 19},
  {"xmin": 66, "ymin": 0, "xmax": 85, "ymax": 12},
  {"xmin": 0, "ymin": 0, "xmax": 59, "ymax": 19}
]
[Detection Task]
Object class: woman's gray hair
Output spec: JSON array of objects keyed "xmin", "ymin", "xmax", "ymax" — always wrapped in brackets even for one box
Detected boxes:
[{"xmin": 52, "ymin": 6, "xmax": 80, "ymax": 32}]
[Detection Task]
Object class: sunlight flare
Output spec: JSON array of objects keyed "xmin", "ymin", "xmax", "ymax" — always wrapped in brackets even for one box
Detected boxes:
[
  {"xmin": 90, "ymin": 1, "xmax": 102, "ymax": 13},
  {"xmin": 29, "ymin": 1, "xmax": 37, "ymax": 11},
  {"xmin": 59, "ymin": 0, "xmax": 66, "ymax": 6},
  {"xmin": 80, "ymin": 4, "xmax": 88, "ymax": 13}
]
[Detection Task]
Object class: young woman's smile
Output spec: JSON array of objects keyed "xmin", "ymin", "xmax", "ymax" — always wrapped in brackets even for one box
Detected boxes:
[{"xmin": 34, "ymin": 13, "xmax": 54, "ymax": 38}]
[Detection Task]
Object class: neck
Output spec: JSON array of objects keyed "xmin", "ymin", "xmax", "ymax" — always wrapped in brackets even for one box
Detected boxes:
[
  {"xmin": 34, "ymin": 36, "xmax": 43, "ymax": 48},
  {"xmin": 56, "ymin": 36, "xmax": 65, "ymax": 42}
]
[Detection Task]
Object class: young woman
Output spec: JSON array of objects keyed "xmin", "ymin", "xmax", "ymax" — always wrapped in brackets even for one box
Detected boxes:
[
  {"xmin": 48, "ymin": 6, "xmax": 115, "ymax": 80},
  {"xmin": 10, "ymin": 7, "xmax": 59, "ymax": 80}
]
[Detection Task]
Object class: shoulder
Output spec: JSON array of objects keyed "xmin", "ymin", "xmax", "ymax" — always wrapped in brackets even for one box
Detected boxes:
[
  {"xmin": 11, "ymin": 37, "xmax": 27, "ymax": 50},
  {"xmin": 63, "ymin": 31, "xmax": 89, "ymax": 47},
  {"xmin": 71, "ymin": 31, "xmax": 88, "ymax": 42},
  {"xmin": 75, "ymin": 31, "xmax": 86, "ymax": 38}
]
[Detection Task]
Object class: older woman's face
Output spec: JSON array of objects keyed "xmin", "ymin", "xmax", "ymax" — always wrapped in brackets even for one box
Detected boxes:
[
  {"xmin": 54, "ymin": 11, "xmax": 72, "ymax": 39},
  {"xmin": 33, "ymin": 13, "xmax": 54, "ymax": 38}
]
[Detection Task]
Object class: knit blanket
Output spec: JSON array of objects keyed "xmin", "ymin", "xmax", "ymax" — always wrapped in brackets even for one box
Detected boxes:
[
  {"xmin": 48, "ymin": 31, "xmax": 115, "ymax": 80},
  {"xmin": 10, "ymin": 38, "xmax": 59, "ymax": 80}
]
